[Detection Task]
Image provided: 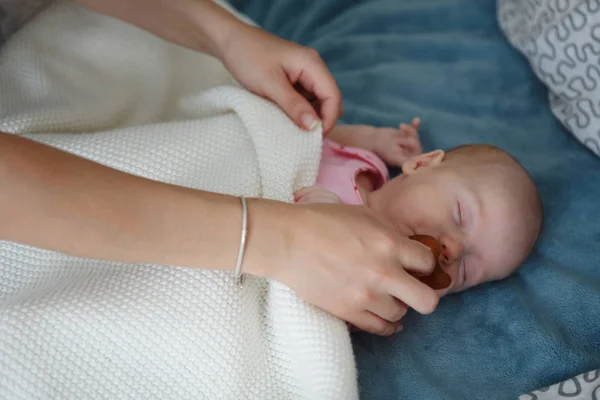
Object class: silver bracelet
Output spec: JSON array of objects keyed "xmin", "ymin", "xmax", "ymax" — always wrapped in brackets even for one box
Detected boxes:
[{"xmin": 234, "ymin": 196, "xmax": 248, "ymax": 287}]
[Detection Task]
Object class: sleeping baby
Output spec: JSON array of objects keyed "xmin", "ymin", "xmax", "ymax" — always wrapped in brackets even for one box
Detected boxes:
[{"xmin": 295, "ymin": 119, "xmax": 543, "ymax": 297}]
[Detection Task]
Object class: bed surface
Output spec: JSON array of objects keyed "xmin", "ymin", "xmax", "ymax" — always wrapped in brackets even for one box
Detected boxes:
[{"xmin": 229, "ymin": 0, "xmax": 600, "ymax": 399}]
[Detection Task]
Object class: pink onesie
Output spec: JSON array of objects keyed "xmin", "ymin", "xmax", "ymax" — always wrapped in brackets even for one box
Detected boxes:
[{"xmin": 316, "ymin": 138, "xmax": 389, "ymax": 204}]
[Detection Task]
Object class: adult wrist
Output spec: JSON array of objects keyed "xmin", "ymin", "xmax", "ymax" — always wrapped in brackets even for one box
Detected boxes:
[
  {"xmin": 188, "ymin": 0, "xmax": 248, "ymax": 60},
  {"xmin": 241, "ymin": 198, "xmax": 294, "ymax": 280}
]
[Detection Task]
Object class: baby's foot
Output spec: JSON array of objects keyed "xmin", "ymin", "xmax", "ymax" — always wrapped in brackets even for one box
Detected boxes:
[{"xmin": 373, "ymin": 117, "xmax": 422, "ymax": 167}]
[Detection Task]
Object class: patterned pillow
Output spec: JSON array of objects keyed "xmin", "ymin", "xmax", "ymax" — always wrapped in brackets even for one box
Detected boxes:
[
  {"xmin": 498, "ymin": 0, "xmax": 600, "ymax": 157},
  {"xmin": 519, "ymin": 369, "xmax": 600, "ymax": 400}
]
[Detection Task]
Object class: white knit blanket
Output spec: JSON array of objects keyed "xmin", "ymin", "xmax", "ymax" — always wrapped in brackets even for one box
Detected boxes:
[{"xmin": 0, "ymin": 2, "xmax": 357, "ymax": 399}]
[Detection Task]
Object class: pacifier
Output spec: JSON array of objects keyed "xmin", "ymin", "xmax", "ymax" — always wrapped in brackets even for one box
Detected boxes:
[{"xmin": 408, "ymin": 235, "xmax": 452, "ymax": 290}]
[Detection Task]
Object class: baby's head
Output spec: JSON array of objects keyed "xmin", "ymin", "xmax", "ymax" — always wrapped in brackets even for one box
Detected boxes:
[{"xmin": 367, "ymin": 144, "xmax": 542, "ymax": 296}]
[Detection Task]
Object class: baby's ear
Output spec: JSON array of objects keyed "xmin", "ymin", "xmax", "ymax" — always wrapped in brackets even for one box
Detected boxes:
[{"xmin": 401, "ymin": 149, "xmax": 445, "ymax": 175}]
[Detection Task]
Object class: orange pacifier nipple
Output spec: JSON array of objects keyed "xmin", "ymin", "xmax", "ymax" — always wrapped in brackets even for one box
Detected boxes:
[{"xmin": 408, "ymin": 235, "xmax": 452, "ymax": 290}]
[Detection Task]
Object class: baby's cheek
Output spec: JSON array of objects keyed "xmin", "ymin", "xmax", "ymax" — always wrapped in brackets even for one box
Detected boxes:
[{"xmin": 411, "ymin": 216, "xmax": 434, "ymax": 234}]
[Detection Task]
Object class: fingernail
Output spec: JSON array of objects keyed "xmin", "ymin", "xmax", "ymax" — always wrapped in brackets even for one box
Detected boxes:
[
  {"xmin": 395, "ymin": 325, "xmax": 404, "ymax": 334},
  {"xmin": 301, "ymin": 113, "xmax": 320, "ymax": 131}
]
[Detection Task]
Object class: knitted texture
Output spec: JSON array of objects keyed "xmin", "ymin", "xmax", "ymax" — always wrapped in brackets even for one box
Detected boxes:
[{"xmin": 0, "ymin": 2, "xmax": 358, "ymax": 399}]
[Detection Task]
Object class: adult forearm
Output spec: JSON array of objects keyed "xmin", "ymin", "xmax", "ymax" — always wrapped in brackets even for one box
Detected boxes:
[
  {"xmin": 73, "ymin": 0, "xmax": 243, "ymax": 58},
  {"xmin": 0, "ymin": 133, "xmax": 441, "ymax": 335},
  {"xmin": 0, "ymin": 132, "xmax": 269, "ymax": 274}
]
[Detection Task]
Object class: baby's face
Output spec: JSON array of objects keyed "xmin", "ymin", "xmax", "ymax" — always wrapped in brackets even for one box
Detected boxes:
[{"xmin": 367, "ymin": 150, "xmax": 538, "ymax": 296}]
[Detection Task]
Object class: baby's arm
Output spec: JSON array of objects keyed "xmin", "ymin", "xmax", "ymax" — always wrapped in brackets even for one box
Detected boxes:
[
  {"xmin": 327, "ymin": 124, "xmax": 386, "ymax": 151},
  {"xmin": 327, "ymin": 118, "xmax": 422, "ymax": 167}
]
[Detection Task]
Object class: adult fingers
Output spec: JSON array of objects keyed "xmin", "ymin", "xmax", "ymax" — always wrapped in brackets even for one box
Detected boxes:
[
  {"xmin": 268, "ymin": 69, "xmax": 322, "ymax": 131},
  {"xmin": 366, "ymin": 295, "xmax": 408, "ymax": 323},
  {"xmin": 296, "ymin": 82, "xmax": 344, "ymax": 122},
  {"xmin": 293, "ymin": 51, "xmax": 342, "ymax": 134},
  {"xmin": 349, "ymin": 311, "xmax": 400, "ymax": 336},
  {"xmin": 397, "ymin": 238, "xmax": 436, "ymax": 275},
  {"xmin": 385, "ymin": 271, "xmax": 439, "ymax": 315},
  {"xmin": 368, "ymin": 237, "xmax": 438, "ymax": 315}
]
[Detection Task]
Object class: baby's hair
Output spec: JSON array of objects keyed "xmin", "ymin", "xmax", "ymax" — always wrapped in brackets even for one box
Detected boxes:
[{"xmin": 446, "ymin": 143, "xmax": 521, "ymax": 166}]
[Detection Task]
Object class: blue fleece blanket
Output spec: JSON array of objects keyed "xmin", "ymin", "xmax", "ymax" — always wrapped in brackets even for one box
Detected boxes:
[{"xmin": 230, "ymin": 0, "xmax": 600, "ymax": 399}]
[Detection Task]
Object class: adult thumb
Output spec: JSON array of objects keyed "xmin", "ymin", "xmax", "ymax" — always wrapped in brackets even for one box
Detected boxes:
[{"xmin": 269, "ymin": 72, "xmax": 322, "ymax": 131}]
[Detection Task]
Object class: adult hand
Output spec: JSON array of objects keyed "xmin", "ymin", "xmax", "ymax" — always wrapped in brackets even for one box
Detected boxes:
[
  {"xmin": 246, "ymin": 201, "xmax": 439, "ymax": 336},
  {"xmin": 75, "ymin": 0, "xmax": 342, "ymax": 134},
  {"xmin": 217, "ymin": 23, "xmax": 343, "ymax": 134},
  {"xmin": 0, "ymin": 133, "xmax": 435, "ymax": 336}
]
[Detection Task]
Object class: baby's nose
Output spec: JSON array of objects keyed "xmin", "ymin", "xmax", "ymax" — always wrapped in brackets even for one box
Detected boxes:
[{"xmin": 440, "ymin": 237, "xmax": 464, "ymax": 265}]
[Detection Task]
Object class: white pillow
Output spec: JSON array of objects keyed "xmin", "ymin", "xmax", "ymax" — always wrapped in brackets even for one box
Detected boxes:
[{"xmin": 498, "ymin": 0, "xmax": 600, "ymax": 156}]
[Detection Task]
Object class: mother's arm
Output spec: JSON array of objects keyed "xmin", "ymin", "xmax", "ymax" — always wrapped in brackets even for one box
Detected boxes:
[
  {"xmin": 0, "ymin": 131, "xmax": 439, "ymax": 335},
  {"xmin": 73, "ymin": 0, "xmax": 238, "ymax": 59},
  {"xmin": 0, "ymin": 132, "xmax": 266, "ymax": 273},
  {"xmin": 72, "ymin": 0, "xmax": 341, "ymax": 133}
]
